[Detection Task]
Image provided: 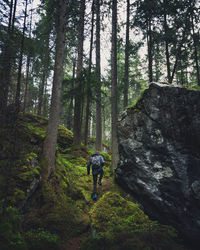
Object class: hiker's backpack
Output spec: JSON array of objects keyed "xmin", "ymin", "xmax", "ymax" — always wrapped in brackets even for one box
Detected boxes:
[{"xmin": 91, "ymin": 155, "xmax": 101, "ymax": 168}]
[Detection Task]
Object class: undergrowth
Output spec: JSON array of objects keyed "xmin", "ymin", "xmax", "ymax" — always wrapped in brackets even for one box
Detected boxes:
[{"xmin": 0, "ymin": 112, "xmax": 186, "ymax": 250}]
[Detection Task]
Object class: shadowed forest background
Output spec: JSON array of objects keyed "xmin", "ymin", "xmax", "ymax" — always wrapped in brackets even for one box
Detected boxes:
[{"xmin": 0, "ymin": 0, "xmax": 200, "ymax": 249}]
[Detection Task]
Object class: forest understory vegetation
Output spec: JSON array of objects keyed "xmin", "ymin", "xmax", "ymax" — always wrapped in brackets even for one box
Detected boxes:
[{"xmin": 0, "ymin": 112, "xmax": 190, "ymax": 250}]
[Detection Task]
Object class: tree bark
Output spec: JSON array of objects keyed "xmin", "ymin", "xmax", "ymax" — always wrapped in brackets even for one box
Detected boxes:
[
  {"xmin": 170, "ymin": 29, "xmax": 186, "ymax": 84},
  {"xmin": 111, "ymin": 0, "xmax": 119, "ymax": 169},
  {"xmin": 23, "ymin": 55, "xmax": 31, "ymax": 113},
  {"xmin": 191, "ymin": 14, "xmax": 200, "ymax": 86},
  {"xmin": 15, "ymin": 0, "xmax": 28, "ymax": 113},
  {"xmin": 95, "ymin": 0, "xmax": 102, "ymax": 151},
  {"xmin": 84, "ymin": 0, "xmax": 95, "ymax": 146},
  {"xmin": 67, "ymin": 61, "xmax": 76, "ymax": 130},
  {"xmin": 147, "ymin": 19, "xmax": 153, "ymax": 83},
  {"xmin": 43, "ymin": 0, "xmax": 67, "ymax": 179},
  {"xmin": 164, "ymin": 11, "xmax": 171, "ymax": 82},
  {"xmin": 123, "ymin": 0, "xmax": 130, "ymax": 108},
  {"xmin": 0, "ymin": 0, "xmax": 17, "ymax": 119},
  {"xmin": 37, "ymin": 13, "xmax": 51, "ymax": 115},
  {"xmin": 155, "ymin": 43, "xmax": 160, "ymax": 82},
  {"xmin": 73, "ymin": 0, "xmax": 86, "ymax": 145}
]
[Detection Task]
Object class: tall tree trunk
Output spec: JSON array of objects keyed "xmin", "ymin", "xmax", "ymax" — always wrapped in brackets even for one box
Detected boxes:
[
  {"xmin": 191, "ymin": 14, "xmax": 200, "ymax": 86},
  {"xmin": 15, "ymin": 0, "xmax": 28, "ymax": 113},
  {"xmin": 37, "ymin": 21, "xmax": 51, "ymax": 115},
  {"xmin": 170, "ymin": 29, "xmax": 186, "ymax": 84},
  {"xmin": 73, "ymin": 0, "xmax": 85, "ymax": 145},
  {"xmin": 67, "ymin": 61, "xmax": 76, "ymax": 130},
  {"xmin": 23, "ymin": 0, "xmax": 33, "ymax": 114},
  {"xmin": 123, "ymin": 0, "xmax": 130, "ymax": 108},
  {"xmin": 0, "ymin": 0, "xmax": 17, "ymax": 119},
  {"xmin": 155, "ymin": 43, "xmax": 160, "ymax": 82},
  {"xmin": 84, "ymin": 0, "xmax": 95, "ymax": 146},
  {"xmin": 23, "ymin": 55, "xmax": 31, "ymax": 113},
  {"xmin": 37, "ymin": 72, "xmax": 46, "ymax": 115},
  {"xmin": 147, "ymin": 19, "xmax": 153, "ymax": 82},
  {"xmin": 163, "ymin": 2, "xmax": 171, "ymax": 82},
  {"xmin": 8, "ymin": 0, "xmax": 14, "ymax": 29},
  {"xmin": 23, "ymin": 4, "xmax": 33, "ymax": 114},
  {"xmin": 95, "ymin": 0, "xmax": 102, "ymax": 151},
  {"xmin": 111, "ymin": 0, "xmax": 119, "ymax": 169},
  {"xmin": 43, "ymin": 0, "xmax": 67, "ymax": 179},
  {"xmin": 42, "ymin": 82, "xmax": 48, "ymax": 117}
]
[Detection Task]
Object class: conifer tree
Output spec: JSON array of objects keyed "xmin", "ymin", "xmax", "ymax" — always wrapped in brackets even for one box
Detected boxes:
[
  {"xmin": 43, "ymin": 0, "xmax": 67, "ymax": 178},
  {"xmin": 111, "ymin": 0, "xmax": 119, "ymax": 169}
]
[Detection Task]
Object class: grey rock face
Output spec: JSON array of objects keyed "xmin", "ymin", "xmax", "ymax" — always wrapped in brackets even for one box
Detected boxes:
[{"xmin": 115, "ymin": 82, "xmax": 200, "ymax": 244}]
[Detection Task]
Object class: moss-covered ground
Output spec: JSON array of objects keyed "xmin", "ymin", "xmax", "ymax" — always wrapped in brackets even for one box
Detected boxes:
[{"xmin": 0, "ymin": 113, "xmax": 188, "ymax": 250}]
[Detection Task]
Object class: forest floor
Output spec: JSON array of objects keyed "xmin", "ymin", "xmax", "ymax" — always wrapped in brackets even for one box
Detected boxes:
[
  {"xmin": 0, "ymin": 113, "xmax": 191, "ymax": 250},
  {"xmin": 61, "ymin": 177, "xmax": 112, "ymax": 250}
]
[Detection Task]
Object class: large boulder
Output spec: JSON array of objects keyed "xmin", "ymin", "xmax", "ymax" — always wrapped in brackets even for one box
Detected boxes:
[{"xmin": 115, "ymin": 82, "xmax": 200, "ymax": 246}]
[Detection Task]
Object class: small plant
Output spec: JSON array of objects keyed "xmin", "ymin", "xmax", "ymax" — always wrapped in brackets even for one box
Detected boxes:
[
  {"xmin": 0, "ymin": 202, "xmax": 27, "ymax": 250},
  {"xmin": 25, "ymin": 228, "xmax": 60, "ymax": 250}
]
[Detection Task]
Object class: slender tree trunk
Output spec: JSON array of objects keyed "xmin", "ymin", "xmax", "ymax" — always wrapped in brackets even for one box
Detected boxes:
[
  {"xmin": 147, "ymin": 19, "xmax": 153, "ymax": 82},
  {"xmin": 155, "ymin": 43, "xmax": 160, "ymax": 82},
  {"xmin": 23, "ymin": 55, "xmax": 31, "ymax": 113},
  {"xmin": 37, "ymin": 73, "xmax": 46, "ymax": 115},
  {"xmin": 43, "ymin": 0, "xmax": 67, "ymax": 179},
  {"xmin": 23, "ymin": 0, "xmax": 33, "ymax": 113},
  {"xmin": 80, "ymin": 85, "xmax": 85, "ymax": 137},
  {"xmin": 123, "ymin": 0, "xmax": 130, "ymax": 108},
  {"xmin": 37, "ymin": 27, "xmax": 50, "ymax": 115},
  {"xmin": 111, "ymin": 0, "xmax": 119, "ymax": 169},
  {"xmin": 95, "ymin": 0, "xmax": 102, "ymax": 151},
  {"xmin": 42, "ymin": 82, "xmax": 48, "ymax": 117},
  {"xmin": 84, "ymin": 0, "xmax": 95, "ymax": 146},
  {"xmin": 163, "ymin": 3, "xmax": 171, "ymax": 82},
  {"xmin": 179, "ymin": 60, "xmax": 184, "ymax": 85},
  {"xmin": 170, "ymin": 29, "xmax": 186, "ymax": 84},
  {"xmin": 0, "ymin": 0, "xmax": 17, "ymax": 119},
  {"xmin": 191, "ymin": 15, "xmax": 200, "ymax": 86},
  {"xmin": 67, "ymin": 61, "xmax": 76, "ymax": 130},
  {"xmin": 15, "ymin": 0, "xmax": 28, "ymax": 113},
  {"xmin": 8, "ymin": 0, "xmax": 14, "ymax": 29},
  {"xmin": 73, "ymin": 0, "xmax": 85, "ymax": 145}
]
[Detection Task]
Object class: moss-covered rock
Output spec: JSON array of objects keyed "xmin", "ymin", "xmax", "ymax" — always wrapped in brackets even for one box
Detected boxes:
[
  {"xmin": 57, "ymin": 125, "xmax": 73, "ymax": 150},
  {"xmin": 83, "ymin": 192, "xmax": 184, "ymax": 250}
]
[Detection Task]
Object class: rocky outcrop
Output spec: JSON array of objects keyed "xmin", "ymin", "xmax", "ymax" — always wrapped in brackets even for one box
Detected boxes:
[{"xmin": 115, "ymin": 82, "xmax": 200, "ymax": 245}]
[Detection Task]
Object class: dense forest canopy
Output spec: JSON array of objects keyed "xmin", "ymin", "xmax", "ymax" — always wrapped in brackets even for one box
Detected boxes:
[{"xmin": 0, "ymin": 0, "xmax": 200, "ymax": 171}]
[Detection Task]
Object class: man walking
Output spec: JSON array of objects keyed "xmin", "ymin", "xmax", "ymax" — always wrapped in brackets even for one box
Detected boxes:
[{"xmin": 87, "ymin": 151, "xmax": 104, "ymax": 199}]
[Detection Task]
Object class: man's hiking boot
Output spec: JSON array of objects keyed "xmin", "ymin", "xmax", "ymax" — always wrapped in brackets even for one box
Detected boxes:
[
  {"xmin": 92, "ymin": 193, "xmax": 98, "ymax": 200},
  {"xmin": 98, "ymin": 181, "xmax": 102, "ymax": 186}
]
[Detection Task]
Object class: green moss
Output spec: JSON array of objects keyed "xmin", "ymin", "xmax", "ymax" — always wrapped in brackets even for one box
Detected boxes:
[
  {"xmin": 86, "ymin": 192, "xmax": 179, "ymax": 250},
  {"xmin": 37, "ymin": 181, "xmax": 90, "ymax": 240},
  {"xmin": 0, "ymin": 112, "xmax": 186, "ymax": 249},
  {"xmin": 26, "ymin": 124, "xmax": 46, "ymax": 139},
  {"xmin": 7, "ymin": 188, "xmax": 25, "ymax": 204},
  {"xmin": 0, "ymin": 203, "xmax": 27, "ymax": 250},
  {"xmin": 182, "ymin": 84, "xmax": 200, "ymax": 91},
  {"xmin": 90, "ymin": 192, "xmax": 148, "ymax": 231},
  {"xmin": 25, "ymin": 228, "xmax": 60, "ymax": 250},
  {"xmin": 14, "ymin": 188, "xmax": 25, "ymax": 201},
  {"xmin": 57, "ymin": 125, "xmax": 73, "ymax": 150}
]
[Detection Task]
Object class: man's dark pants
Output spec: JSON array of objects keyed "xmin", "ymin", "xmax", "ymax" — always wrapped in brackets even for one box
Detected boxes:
[{"xmin": 93, "ymin": 168, "xmax": 104, "ymax": 193}]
